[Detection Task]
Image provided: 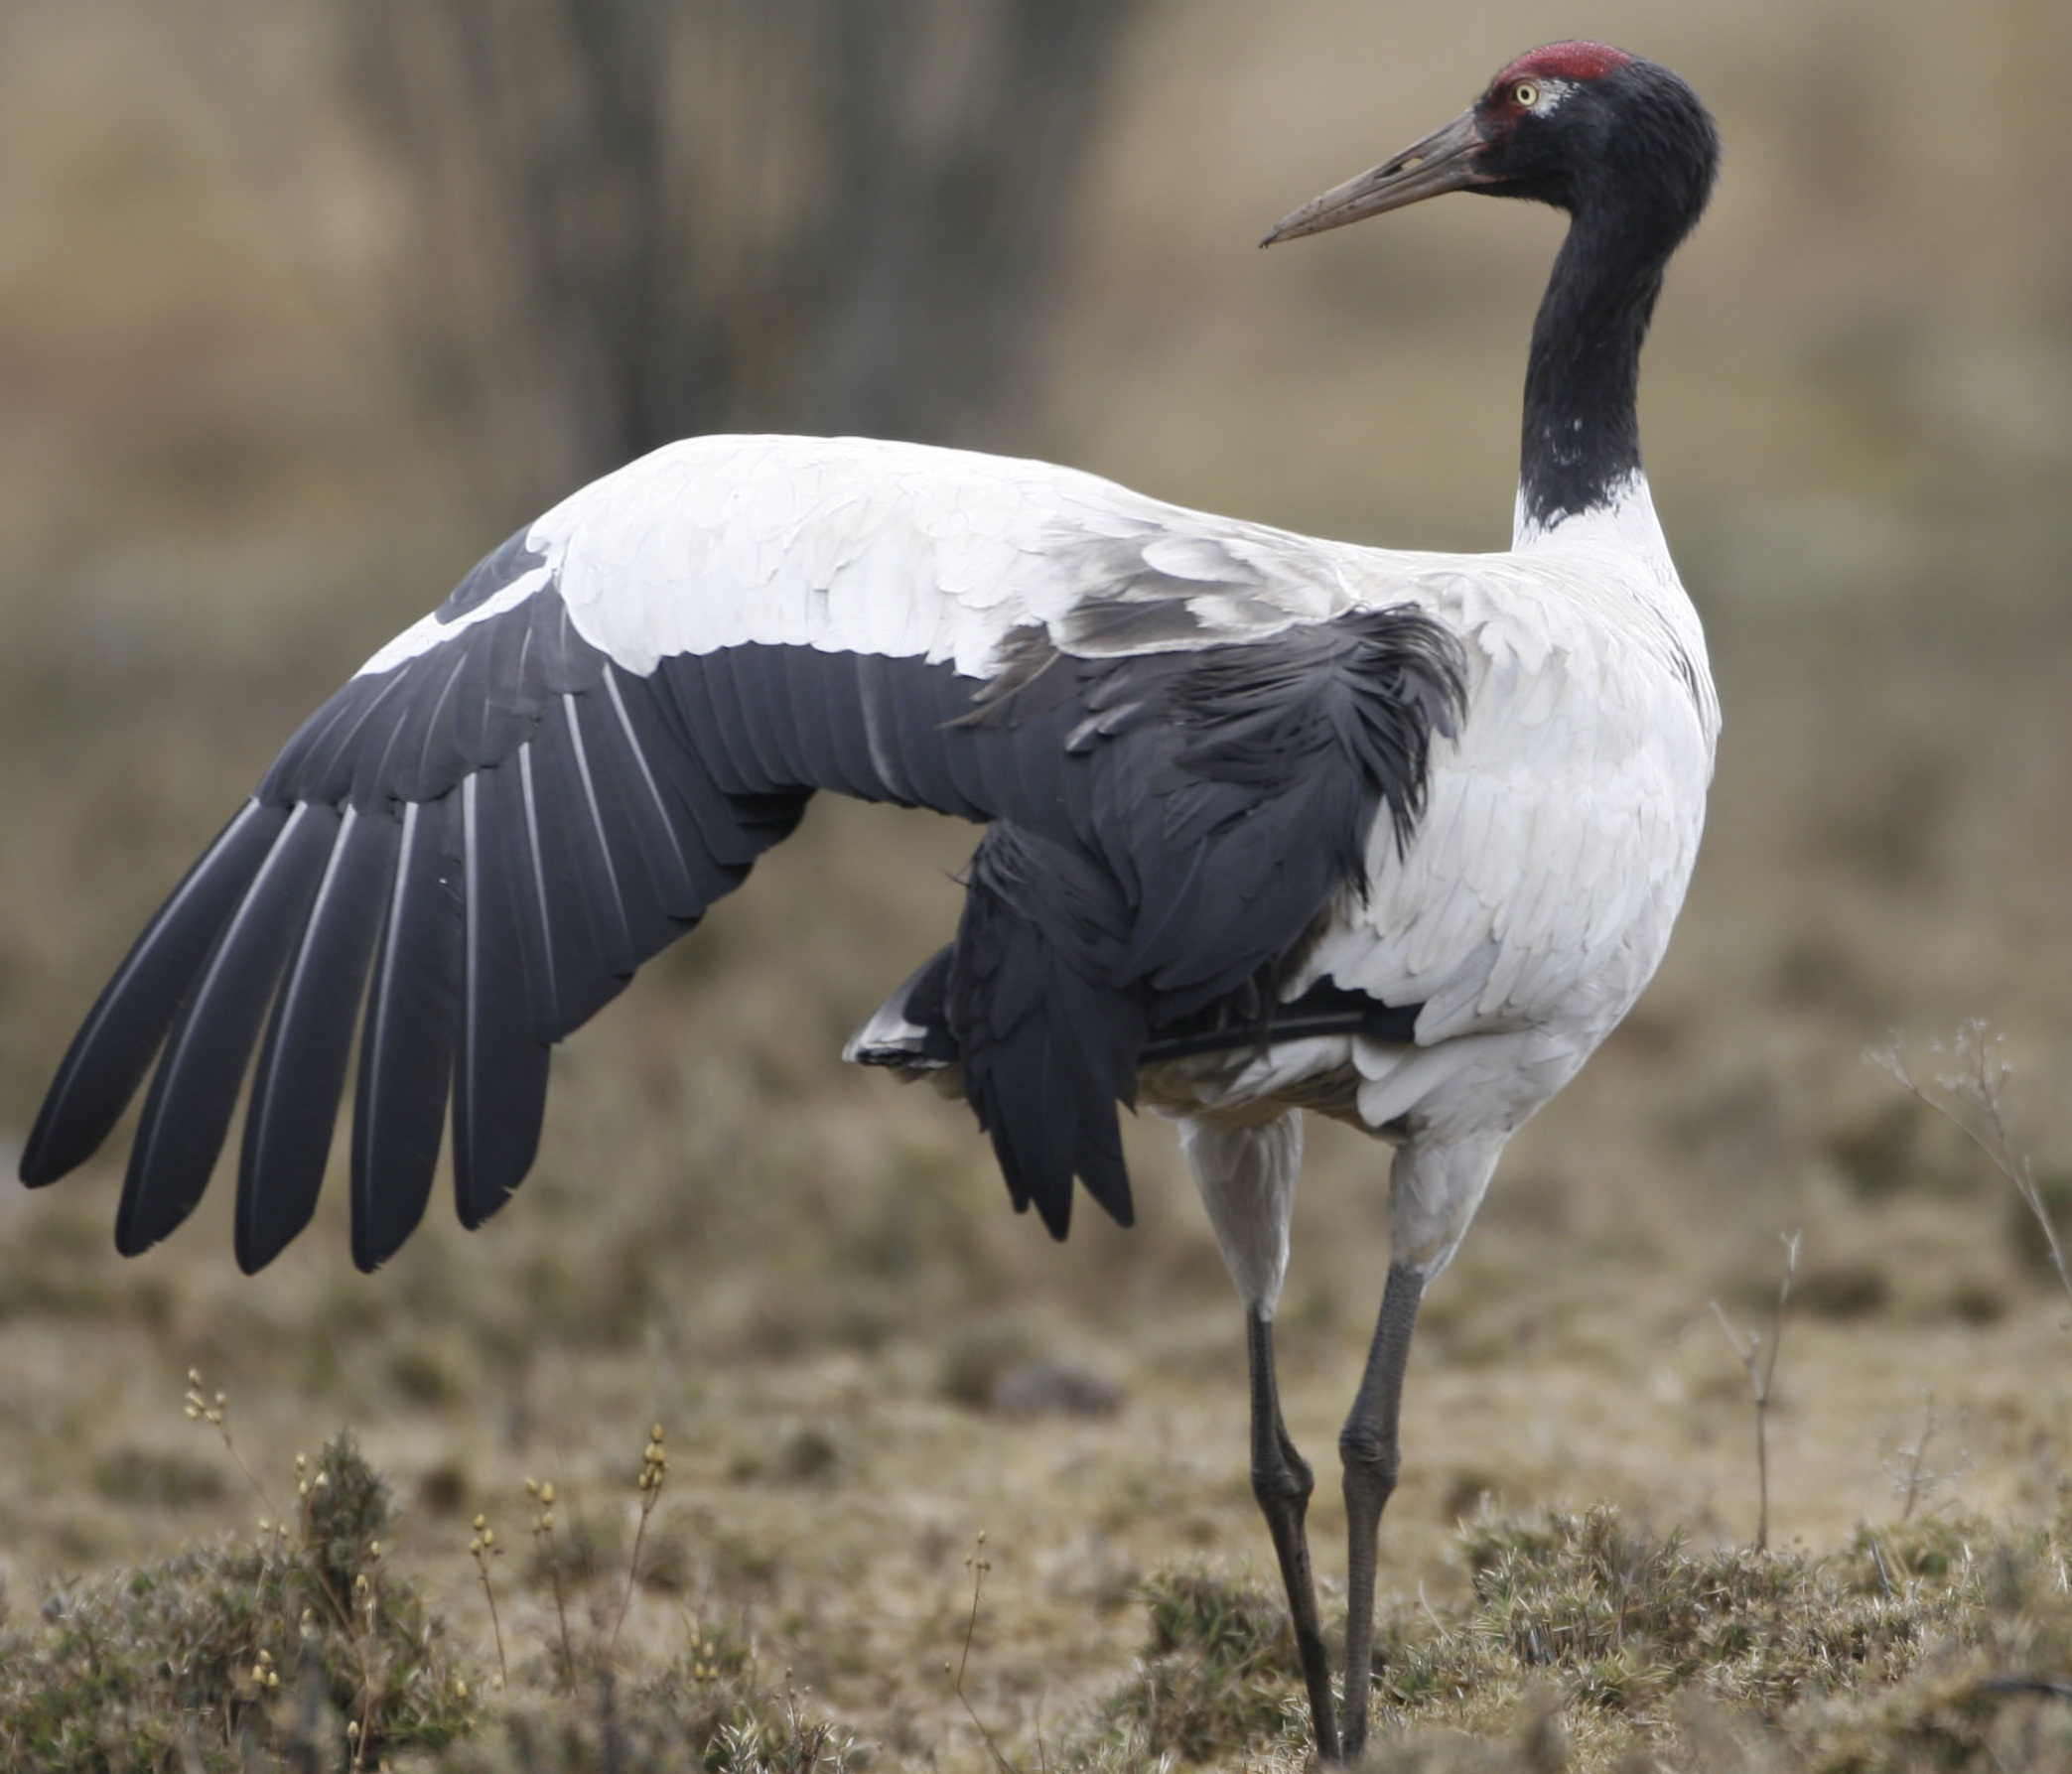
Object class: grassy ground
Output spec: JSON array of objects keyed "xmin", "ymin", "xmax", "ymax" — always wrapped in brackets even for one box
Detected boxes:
[
  {"xmin": 8, "ymin": 1426, "xmax": 2072, "ymax": 1769},
  {"xmin": 4, "ymin": 1, "xmax": 2072, "ymax": 1768}
]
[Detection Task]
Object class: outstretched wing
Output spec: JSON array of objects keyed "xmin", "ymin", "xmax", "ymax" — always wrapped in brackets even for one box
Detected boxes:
[{"xmin": 20, "ymin": 434, "xmax": 1461, "ymax": 1269}]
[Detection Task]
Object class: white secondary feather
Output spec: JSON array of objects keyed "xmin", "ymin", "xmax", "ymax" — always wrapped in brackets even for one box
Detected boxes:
[{"xmin": 353, "ymin": 435, "xmax": 1395, "ymax": 681}]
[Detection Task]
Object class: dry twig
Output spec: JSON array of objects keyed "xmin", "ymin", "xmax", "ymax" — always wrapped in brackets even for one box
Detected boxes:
[
  {"xmin": 1869, "ymin": 1023, "xmax": 2072, "ymax": 1313},
  {"xmin": 1711, "ymin": 1230, "xmax": 1801, "ymax": 1552},
  {"xmin": 947, "ymin": 1530, "xmax": 1017, "ymax": 1774},
  {"xmin": 1882, "ymin": 1389, "xmax": 1971, "ymax": 1524}
]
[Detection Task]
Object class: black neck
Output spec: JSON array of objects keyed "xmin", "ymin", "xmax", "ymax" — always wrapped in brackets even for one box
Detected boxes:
[
  {"xmin": 1512, "ymin": 54, "xmax": 1718, "ymax": 533},
  {"xmin": 1517, "ymin": 205, "xmax": 1671, "ymax": 531}
]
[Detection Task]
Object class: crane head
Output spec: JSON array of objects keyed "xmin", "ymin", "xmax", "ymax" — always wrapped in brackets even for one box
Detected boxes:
[{"xmin": 1261, "ymin": 42, "xmax": 1718, "ymax": 247}]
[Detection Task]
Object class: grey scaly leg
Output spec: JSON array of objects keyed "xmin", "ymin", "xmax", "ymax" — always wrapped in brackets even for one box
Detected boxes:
[
  {"xmin": 1337, "ymin": 1263, "xmax": 1424, "ymax": 1762},
  {"xmin": 1246, "ymin": 1306, "xmax": 1340, "ymax": 1762}
]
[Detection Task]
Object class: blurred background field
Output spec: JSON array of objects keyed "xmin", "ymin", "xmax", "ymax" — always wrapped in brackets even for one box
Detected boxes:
[{"xmin": 3, "ymin": 0, "xmax": 2072, "ymax": 1766}]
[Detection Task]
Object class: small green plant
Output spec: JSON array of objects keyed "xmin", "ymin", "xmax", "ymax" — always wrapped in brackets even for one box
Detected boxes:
[
  {"xmin": 0, "ymin": 1426, "xmax": 476, "ymax": 1770},
  {"xmin": 0, "ymin": 1380, "xmax": 868, "ymax": 1773}
]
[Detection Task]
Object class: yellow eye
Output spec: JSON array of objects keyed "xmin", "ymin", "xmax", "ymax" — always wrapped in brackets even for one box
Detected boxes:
[{"xmin": 1513, "ymin": 81, "xmax": 1540, "ymax": 108}]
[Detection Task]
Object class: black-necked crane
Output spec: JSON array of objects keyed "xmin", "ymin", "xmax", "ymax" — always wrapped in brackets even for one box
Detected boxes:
[{"xmin": 19, "ymin": 42, "xmax": 1720, "ymax": 1761}]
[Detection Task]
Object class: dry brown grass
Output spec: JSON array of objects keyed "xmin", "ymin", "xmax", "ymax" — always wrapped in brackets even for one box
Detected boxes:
[
  {"xmin": 9, "ymin": 1417, "xmax": 2071, "ymax": 1769},
  {"xmin": 3, "ymin": 2, "xmax": 2072, "ymax": 1769}
]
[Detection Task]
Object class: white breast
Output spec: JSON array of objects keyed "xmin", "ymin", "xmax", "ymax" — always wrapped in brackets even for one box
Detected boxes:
[{"xmin": 1285, "ymin": 478, "xmax": 1717, "ymax": 1140}]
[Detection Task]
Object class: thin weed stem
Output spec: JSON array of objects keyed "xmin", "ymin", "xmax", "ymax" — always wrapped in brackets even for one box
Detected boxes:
[
  {"xmin": 1710, "ymin": 1229, "xmax": 1801, "ymax": 1553},
  {"xmin": 180, "ymin": 1378, "xmax": 379, "ymax": 1732},
  {"xmin": 470, "ymin": 1514, "xmax": 509, "ymax": 1689},
  {"xmin": 610, "ymin": 1425, "xmax": 669, "ymax": 1661},
  {"xmin": 1881, "ymin": 1389, "xmax": 1971, "ymax": 1523},
  {"xmin": 950, "ymin": 1531, "xmax": 1016, "ymax": 1774},
  {"xmin": 1898, "ymin": 1393, "xmax": 1937, "ymax": 1524},
  {"xmin": 347, "ymin": 1545, "xmax": 387, "ymax": 1767},
  {"xmin": 528, "ymin": 1477, "xmax": 576, "ymax": 1687},
  {"xmin": 183, "ymin": 1369, "xmax": 280, "ymax": 1522}
]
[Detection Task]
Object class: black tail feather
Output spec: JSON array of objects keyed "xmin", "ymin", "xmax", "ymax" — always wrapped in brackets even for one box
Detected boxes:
[
  {"xmin": 950, "ymin": 826, "xmax": 1143, "ymax": 1240},
  {"xmin": 857, "ymin": 650, "xmax": 980, "ymax": 814},
  {"xmin": 670, "ymin": 643, "xmax": 790, "ymax": 791},
  {"xmin": 773, "ymin": 648, "xmax": 873, "ymax": 799}
]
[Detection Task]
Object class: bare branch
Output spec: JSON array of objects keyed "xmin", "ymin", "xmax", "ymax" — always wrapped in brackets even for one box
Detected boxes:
[
  {"xmin": 1880, "ymin": 1390, "xmax": 1971, "ymax": 1524},
  {"xmin": 1871, "ymin": 1023, "xmax": 2072, "ymax": 1315}
]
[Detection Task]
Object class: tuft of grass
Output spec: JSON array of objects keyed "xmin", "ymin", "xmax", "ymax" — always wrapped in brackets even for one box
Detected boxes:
[
  {"xmin": 1061, "ymin": 1503, "xmax": 2072, "ymax": 1771},
  {"xmin": 1065, "ymin": 1568, "xmax": 1309, "ymax": 1767},
  {"xmin": 0, "ymin": 1431, "xmax": 475, "ymax": 1771},
  {"xmin": 1389, "ymin": 1505, "xmax": 1980, "ymax": 1720},
  {"xmin": 0, "ymin": 1419, "xmax": 870, "ymax": 1774},
  {"xmin": 428, "ymin": 1634, "xmax": 866, "ymax": 1774}
]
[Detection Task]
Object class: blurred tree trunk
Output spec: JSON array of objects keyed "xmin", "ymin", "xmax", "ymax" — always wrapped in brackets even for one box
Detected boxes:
[{"xmin": 342, "ymin": 0, "xmax": 1144, "ymax": 518}]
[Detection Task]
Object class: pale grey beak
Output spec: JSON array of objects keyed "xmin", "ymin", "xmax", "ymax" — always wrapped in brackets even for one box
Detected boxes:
[{"xmin": 1261, "ymin": 109, "xmax": 1494, "ymax": 246}]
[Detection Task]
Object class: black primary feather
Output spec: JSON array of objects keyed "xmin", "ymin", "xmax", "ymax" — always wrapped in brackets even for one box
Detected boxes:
[
  {"xmin": 117, "ymin": 802, "xmax": 342, "ymax": 1256},
  {"xmin": 350, "ymin": 796, "xmax": 464, "ymax": 1272},
  {"xmin": 236, "ymin": 804, "xmax": 399, "ymax": 1273},
  {"xmin": 19, "ymin": 801, "xmax": 286, "ymax": 1187},
  {"xmin": 453, "ymin": 771, "xmax": 550, "ymax": 1230}
]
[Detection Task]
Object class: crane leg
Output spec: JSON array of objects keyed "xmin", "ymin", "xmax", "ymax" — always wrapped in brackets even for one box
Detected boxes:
[
  {"xmin": 1246, "ymin": 1305, "xmax": 1340, "ymax": 1762},
  {"xmin": 1336, "ymin": 1262, "xmax": 1424, "ymax": 1762}
]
